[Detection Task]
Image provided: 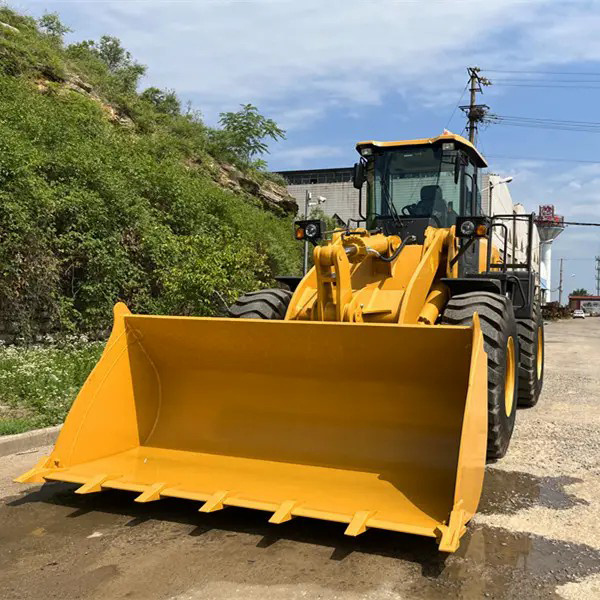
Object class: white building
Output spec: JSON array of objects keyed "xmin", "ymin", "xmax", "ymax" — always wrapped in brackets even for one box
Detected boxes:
[{"xmin": 481, "ymin": 174, "xmax": 540, "ymax": 274}]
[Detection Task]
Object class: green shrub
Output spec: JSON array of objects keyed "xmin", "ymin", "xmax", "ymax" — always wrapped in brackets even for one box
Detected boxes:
[
  {"xmin": 0, "ymin": 340, "xmax": 104, "ymax": 433},
  {"xmin": 0, "ymin": 7, "xmax": 299, "ymax": 337},
  {"xmin": 0, "ymin": 8, "xmax": 66, "ymax": 80},
  {"xmin": 0, "ymin": 75, "xmax": 300, "ymax": 335}
]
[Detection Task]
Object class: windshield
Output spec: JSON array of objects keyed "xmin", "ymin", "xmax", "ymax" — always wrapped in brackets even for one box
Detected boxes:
[{"xmin": 373, "ymin": 147, "xmax": 460, "ymax": 227}]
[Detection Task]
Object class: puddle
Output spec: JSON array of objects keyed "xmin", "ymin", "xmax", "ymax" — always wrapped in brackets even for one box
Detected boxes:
[
  {"xmin": 479, "ymin": 469, "xmax": 587, "ymax": 516},
  {"xmin": 407, "ymin": 524, "xmax": 600, "ymax": 599},
  {"xmin": 4, "ymin": 483, "xmax": 600, "ymax": 600}
]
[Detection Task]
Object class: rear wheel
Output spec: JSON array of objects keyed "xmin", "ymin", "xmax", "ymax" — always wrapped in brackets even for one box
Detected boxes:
[
  {"xmin": 516, "ymin": 303, "xmax": 544, "ymax": 407},
  {"xmin": 441, "ymin": 292, "xmax": 519, "ymax": 460},
  {"xmin": 228, "ymin": 288, "xmax": 292, "ymax": 320}
]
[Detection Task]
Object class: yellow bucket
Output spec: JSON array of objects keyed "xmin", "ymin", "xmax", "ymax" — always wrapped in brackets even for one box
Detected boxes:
[{"xmin": 17, "ymin": 303, "xmax": 487, "ymax": 552}]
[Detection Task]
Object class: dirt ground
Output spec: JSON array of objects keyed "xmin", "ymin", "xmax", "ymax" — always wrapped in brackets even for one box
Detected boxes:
[{"xmin": 1, "ymin": 318, "xmax": 599, "ymax": 600}]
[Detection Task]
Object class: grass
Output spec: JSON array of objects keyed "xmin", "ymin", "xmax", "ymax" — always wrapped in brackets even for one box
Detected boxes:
[{"xmin": 0, "ymin": 339, "xmax": 104, "ymax": 435}]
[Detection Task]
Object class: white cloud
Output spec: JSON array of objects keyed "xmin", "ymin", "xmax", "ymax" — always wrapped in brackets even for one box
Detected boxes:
[
  {"xmin": 492, "ymin": 158, "xmax": 600, "ymax": 296},
  {"xmin": 503, "ymin": 161, "xmax": 600, "ymax": 219},
  {"xmin": 271, "ymin": 105, "xmax": 328, "ymax": 131},
  {"xmin": 22, "ymin": 0, "xmax": 600, "ymax": 115},
  {"xmin": 273, "ymin": 144, "xmax": 344, "ymax": 168},
  {"xmin": 12, "ymin": 0, "xmax": 600, "ymax": 293}
]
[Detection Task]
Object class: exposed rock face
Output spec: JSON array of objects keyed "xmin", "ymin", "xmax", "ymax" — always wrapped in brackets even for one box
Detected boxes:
[
  {"xmin": 216, "ymin": 163, "xmax": 297, "ymax": 216},
  {"xmin": 36, "ymin": 72, "xmax": 135, "ymax": 127},
  {"xmin": 34, "ymin": 73, "xmax": 295, "ymax": 215},
  {"xmin": 64, "ymin": 74, "xmax": 93, "ymax": 95}
]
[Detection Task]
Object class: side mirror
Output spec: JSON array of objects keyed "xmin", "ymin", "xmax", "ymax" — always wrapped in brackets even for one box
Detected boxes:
[
  {"xmin": 453, "ymin": 154, "xmax": 461, "ymax": 184},
  {"xmin": 352, "ymin": 161, "xmax": 366, "ymax": 190}
]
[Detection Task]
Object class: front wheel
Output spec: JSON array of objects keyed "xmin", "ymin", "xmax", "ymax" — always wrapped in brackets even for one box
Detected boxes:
[
  {"xmin": 441, "ymin": 292, "xmax": 519, "ymax": 460},
  {"xmin": 228, "ymin": 288, "xmax": 292, "ymax": 320}
]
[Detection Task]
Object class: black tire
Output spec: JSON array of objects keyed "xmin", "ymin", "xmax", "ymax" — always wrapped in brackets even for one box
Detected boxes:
[
  {"xmin": 228, "ymin": 288, "xmax": 292, "ymax": 320},
  {"xmin": 516, "ymin": 303, "xmax": 544, "ymax": 408},
  {"xmin": 441, "ymin": 292, "xmax": 519, "ymax": 460}
]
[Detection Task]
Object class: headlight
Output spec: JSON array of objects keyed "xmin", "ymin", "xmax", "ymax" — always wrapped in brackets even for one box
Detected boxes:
[
  {"xmin": 305, "ymin": 223, "xmax": 319, "ymax": 238},
  {"xmin": 360, "ymin": 147, "xmax": 373, "ymax": 156},
  {"xmin": 460, "ymin": 220, "xmax": 475, "ymax": 236}
]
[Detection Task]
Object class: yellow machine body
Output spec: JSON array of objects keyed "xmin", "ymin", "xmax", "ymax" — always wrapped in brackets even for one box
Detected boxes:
[{"xmin": 18, "ymin": 222, "xmax": 489, "ymax": 552}]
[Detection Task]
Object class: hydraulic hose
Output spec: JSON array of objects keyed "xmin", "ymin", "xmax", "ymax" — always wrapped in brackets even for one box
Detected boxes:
[{"xmin": 368, "ymin": 235, "xmax": 416, "ymax": 262}]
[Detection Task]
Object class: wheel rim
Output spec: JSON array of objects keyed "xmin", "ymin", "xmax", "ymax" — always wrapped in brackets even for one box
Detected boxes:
[
  {"xmin": 504, "ymin": 336, "xmax": 516, "ymax": 417},
  {"xmin": 536, "ymin": 327, "xmax": 543, "ymax": 380}
]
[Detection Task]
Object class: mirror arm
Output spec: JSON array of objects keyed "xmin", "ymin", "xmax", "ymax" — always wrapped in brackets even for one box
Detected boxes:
[{"xmin": 358, "ymin": 186, "xmax": 367, "ymax": 221}]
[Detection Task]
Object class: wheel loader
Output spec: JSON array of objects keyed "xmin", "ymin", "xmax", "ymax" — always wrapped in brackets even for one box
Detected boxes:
[{"xmin": 17, "ymin": 133, "xmax": 544, "ymax": 552}]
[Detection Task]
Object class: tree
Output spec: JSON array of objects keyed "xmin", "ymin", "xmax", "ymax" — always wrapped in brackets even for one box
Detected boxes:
[
  {"xmin": 38, "ymin": 12, "xmax": 72, "ymax": 40},
  {"xmin": 141, "ymin": 87, "xmax": 181, "ymax": 116},
  {"xmin": 68, "ymin": 36, "xmax": 147, "ymax": 94},
  {"xmin": 572, "ymin": 288, "xmax": 589, "ymax": 296},
  {"xmin": 94, "ymin": 35, "xmax": 131, "ymax": 71},
  {"xmin": 218, "ymin": 104, "xmax": 285, "ymax": 165}
]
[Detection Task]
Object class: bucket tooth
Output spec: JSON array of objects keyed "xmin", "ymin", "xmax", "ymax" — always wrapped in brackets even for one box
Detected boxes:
[
  {"xmin": 199, "ymin": 490, "xmax": 229, "ymax": 513},
  {"xmin": 75, "ymin": 474, "xmax": 111, "ymax": 494},
  {"xmin": 438, "ymin": 501, "xmax": 467, "ymax": 553},
  {"xmin": 134, "ymin": 482, "xmax": 168, "ymax": 503},
  {"xmin": 269, "ymin": 500, "xmax": 298, "ymax": 524},
  {"xmin": 345, "ymin": 511, "xmax": 376, "ymax": 536},
  {"xmin": 13, "ymin": 457, "xmax": 54, "ymax": 484}
]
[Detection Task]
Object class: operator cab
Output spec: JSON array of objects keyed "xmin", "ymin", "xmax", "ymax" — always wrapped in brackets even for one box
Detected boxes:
[{"xmin": 353, "ymin": 134, "xmax": 487, "ymax": 240}]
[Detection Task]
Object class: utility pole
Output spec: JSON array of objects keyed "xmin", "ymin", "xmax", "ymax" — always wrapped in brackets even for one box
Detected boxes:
[
  {"xmin": 467, "ymin": 69, "xmax": 478, "ymax": 143},
  {"xmin": 596, "ymin": 256, "xmax": 600, "ymax": 296},
  {"xmin": 302, "ymin": 190, "xmax": 327, "ymax": 275},
  {"xmin": 559, "ymin": 258, "xmax": 564, "ymax": 305},
  {"xmin": 460, "ymin": 67, "xmax": 492, "ymax": 145},
  {"xmin": 303, "ymin": 190, "xmax": 311, "ymax": 275}
]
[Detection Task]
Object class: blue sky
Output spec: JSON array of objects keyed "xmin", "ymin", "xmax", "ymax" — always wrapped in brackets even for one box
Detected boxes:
[{"xmin": 11, "ymin": 0, "xmax": 600, "ymax": 298}]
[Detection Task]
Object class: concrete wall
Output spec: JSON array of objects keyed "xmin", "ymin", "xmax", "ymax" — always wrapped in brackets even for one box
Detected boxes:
[{"xmin": 286, "ymin": 181, "xmax": 360, "ymax": 224}]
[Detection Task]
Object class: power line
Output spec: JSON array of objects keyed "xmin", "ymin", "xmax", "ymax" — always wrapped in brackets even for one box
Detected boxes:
[
  {"xmin": 487, "ymin": 154, "xmax": 600, "ymax": 164},
  {"xmin": 444, "ymin": 82, "xmax": 468, "ymax": 130},
  {"xmin": 489, "ymin": 114, "xmax": 600, "ymax": 133},
  {"xmin": 492, "ymin": 83, "xmax": 600, "ymax": 89},
  {"xmin": 493, "ymin": 115, "xmax": 600, "ymax": 126},
  {"xmin": 564, "ymin": 221, "xmax": 600, "ymax": 227},
  {"xmin": 483, "ymin": 69, "xmax": 600, "ymax": 76},
  {"xmin": 495, "ymin": 118, "xmax": 600, "ymax": 129},
  {"xmin": 494, "ymin": 79, "xmax": 600, "ymax": 84},
  {"xmin": 494, "ymin": 122, "xmax": 600, "ymax": 133}
]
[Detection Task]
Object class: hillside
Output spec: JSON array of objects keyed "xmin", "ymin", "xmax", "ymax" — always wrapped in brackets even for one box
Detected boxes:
[{"xmin": 0, "ymin": 7, "xmax": 300, "ymax": 339}]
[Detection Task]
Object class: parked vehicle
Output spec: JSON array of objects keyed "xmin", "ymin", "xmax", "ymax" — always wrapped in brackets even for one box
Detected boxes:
[{"xmin": 573, "ymin": 309, "xmax": 586, "ymax": 319}]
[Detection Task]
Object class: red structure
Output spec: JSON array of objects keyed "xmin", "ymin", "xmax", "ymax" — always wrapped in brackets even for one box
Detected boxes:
[
  {"xmin": 569, "ymin": 295, "xmax": 600, "ymax": 315},
  {"xmin": 535, "ymin": 205, "xmax": 565, "ymax": 304},
  {"xmin": 535, "ymin": 204, "xmax": 564, "ymax": 227}
]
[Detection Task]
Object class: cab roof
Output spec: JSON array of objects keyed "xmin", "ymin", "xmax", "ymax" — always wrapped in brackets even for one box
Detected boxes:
[{"xmin": 356, "ymin": 133, "xmax": 488, "ymax": 168}]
